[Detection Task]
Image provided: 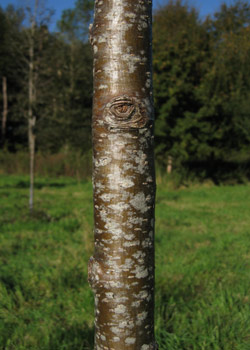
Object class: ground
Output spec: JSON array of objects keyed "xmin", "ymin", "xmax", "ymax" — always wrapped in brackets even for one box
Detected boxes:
[{"xmin": 0, "ymin": 175, "xmax": 249, "ymax": 350}]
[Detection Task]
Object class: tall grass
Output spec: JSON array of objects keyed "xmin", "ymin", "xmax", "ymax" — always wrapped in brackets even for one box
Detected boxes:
[{"xmin": 0, "ymin": 150, "xmax": 92, "ymax": 180}]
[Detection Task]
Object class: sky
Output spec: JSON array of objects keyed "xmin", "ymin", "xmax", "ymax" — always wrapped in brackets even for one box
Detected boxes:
[{"xmin": 0, "ymin": 0, "xmax": 238, "ymax": 31}]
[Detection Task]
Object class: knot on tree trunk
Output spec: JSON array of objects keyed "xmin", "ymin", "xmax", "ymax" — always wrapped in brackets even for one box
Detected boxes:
[{"xmin": 104, "ymin": 95, "xmax": 149, "ymax": 130}]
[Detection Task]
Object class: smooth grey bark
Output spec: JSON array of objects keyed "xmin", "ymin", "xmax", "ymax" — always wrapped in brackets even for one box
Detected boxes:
[
  {"xmin": 88, "ymin": 1, "xmax": 157, "ymax": 349},
  {"xmin": 1, "ymin": 76, "xmax": 8, "ymax": 145}
]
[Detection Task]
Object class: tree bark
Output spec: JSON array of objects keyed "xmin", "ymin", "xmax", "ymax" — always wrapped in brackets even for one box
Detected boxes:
[
  {"xmin": 1, "ymin": 76, "xmax": 8, "ymax": 145},
  {"xmin": 88, "ymin": 1, "xmax": 157, "ymax": 349}
]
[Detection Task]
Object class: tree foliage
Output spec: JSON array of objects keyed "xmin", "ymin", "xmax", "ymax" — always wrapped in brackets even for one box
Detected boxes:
[
  {"xmin": 153, "ymin": 0, "xmax": 209, "ymax": 167},
  {"xmin": 1, "ymin": 0, "xmax": 250, "ymax": 183},
  {"xmin": 0, "ymin": 0, "xmax": 93, "ymax": 154},
  {"xmin": 153, "ymin": 0, "xmax": 250, "ymax": 181}
]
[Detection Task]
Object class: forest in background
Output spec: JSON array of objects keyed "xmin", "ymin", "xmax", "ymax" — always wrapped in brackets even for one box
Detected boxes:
[{"xmin": 1, "ymin": 0, "xmax": 250, "ymax": 184}]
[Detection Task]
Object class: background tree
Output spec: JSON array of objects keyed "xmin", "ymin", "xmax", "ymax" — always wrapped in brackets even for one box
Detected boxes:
[
  {"xmin": 19, "ymin": 0, "xmax": 55, "ymax": 211},
  {"xmin": 153, "ymin": 0, "xmax": 209, "ymax": 174},
  {"xmin": 153, "ymin": 0, "xmax": 250, "ymax": 182},
  {"xmin": 0, "ymin": 0, "xmax": 93, "ymax": 154},
  {"xmin": 195, "ymin": 0, "xmax": 250, "ymax": 180},
  {"xmin": 0, "ymin": 5, "xmax": 25, "ymax": 148},
  {"xmin": 38, "ymin": 0, "xmax": 94, "ymax": 153}
]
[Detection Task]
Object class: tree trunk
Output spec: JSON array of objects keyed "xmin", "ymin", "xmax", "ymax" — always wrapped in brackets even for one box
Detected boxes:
[
  {"xmin": 88, "ymin": 1, "xmax": 157, "ymax": 349},
  {"xmin": 28, "ymin": 6, "xmax": 36, "ymax": 213},
  {"xmin": 167, "ymin": 156, "xmax": 172, "ymax": 174},
  {"xmin": 1, "ymin": 76, "xmax": 8, "ymax": 145},
  {"xmin": 28, "ymin": 114, "xmax": 36, "ymax": 213}
]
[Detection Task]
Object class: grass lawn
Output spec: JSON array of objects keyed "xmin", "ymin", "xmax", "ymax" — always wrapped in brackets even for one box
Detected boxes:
[{"xmin": 0, "ymin": 175, "xmax": 249, "ymax": 350}]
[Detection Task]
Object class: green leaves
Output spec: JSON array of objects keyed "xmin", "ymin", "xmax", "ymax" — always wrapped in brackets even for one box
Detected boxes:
[
  {"xmin": 57, "ymin": 0, "xmax": 94, "ymax": 42},
  {"xmin": 0, "ymin": 2, "xmax": 93, "ymax": 154},
  {"xmin": 153, "ymin": 0, "xmax": 250, "ymax": 182}
]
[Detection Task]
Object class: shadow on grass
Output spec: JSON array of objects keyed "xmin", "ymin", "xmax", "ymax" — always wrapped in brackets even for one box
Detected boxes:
[
  {"xmin": 15, "ymin": 180, "xmax": 67, "ymax": 189},
  {"xmin": 0, "ymin": 181, "xmax": 68, "ymax": 189},
  {"xmin": 28, "ymin": 208, "xmax": 54, "ymax": 222},
  {"xmin": 51, "ymin": 324, "xmax": 94, "ymax": 350}
]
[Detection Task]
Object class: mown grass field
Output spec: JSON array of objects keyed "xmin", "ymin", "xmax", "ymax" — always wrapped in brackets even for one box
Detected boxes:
[{"xmin": 0, "ymin": 175, "xmax": 249, "ymax": 350}]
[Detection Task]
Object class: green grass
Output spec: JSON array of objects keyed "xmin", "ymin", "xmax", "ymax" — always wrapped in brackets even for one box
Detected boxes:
[{"xmin": 0, "ymin": 175, "xmax": 249, "ymax": 350}]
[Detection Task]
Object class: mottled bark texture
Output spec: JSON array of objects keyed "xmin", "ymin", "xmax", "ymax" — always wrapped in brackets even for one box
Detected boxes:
[{"xmin": 88, "ymin": 1, "xmax": 156, "ymax": 349}]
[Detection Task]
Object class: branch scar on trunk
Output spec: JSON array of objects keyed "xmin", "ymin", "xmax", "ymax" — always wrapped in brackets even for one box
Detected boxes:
[{"xmin": 104, "ymin": 95, "xmax": 148, "ymax": 130}]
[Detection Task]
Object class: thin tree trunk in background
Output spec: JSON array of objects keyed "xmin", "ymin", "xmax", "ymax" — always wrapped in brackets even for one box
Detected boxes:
[
  {"xmin": 28, "ymin": 33, "xmax": 35, "ymax": 213},
  {"xmin": 167, "ymin": 156, "xmax": 172, "ymax": 174},
  {"xmin": 88, "ymin": 1, "xmax": 157, "ymax": 349},
  {"xmin": 28, "ymin": 114, "xmax": 36, "ymax": 213},
  {"xmin": 28, "ymin": 2, "xmax": 37, "ymax": 213},
  {"xmin": 1, "ymin": 76, "xmax": 8, "ymax": 145}
]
